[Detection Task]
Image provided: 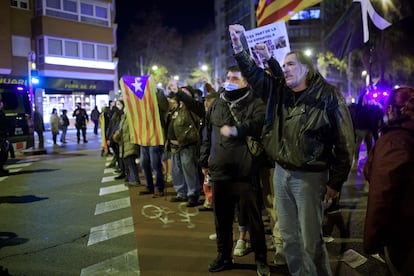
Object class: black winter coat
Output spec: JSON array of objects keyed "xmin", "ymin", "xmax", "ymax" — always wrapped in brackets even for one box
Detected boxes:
[
  {"xmin": 200, "ymin": 90, "xmax": 265, "ymax": 181},
  {"xmin": 235, "ymin": 51, "xmax": 354, "ymax": 191}
]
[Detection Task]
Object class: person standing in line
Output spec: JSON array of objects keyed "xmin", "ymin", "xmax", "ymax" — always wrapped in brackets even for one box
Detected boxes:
[
  {"xmin": 200, "ymin": 65, "xmax": 270, "ymax": 275},
  {"xmin": 50, "ymin": 108, "xmax": 60, "ymax": 145},
  {"xmin": 363, "ymin": 86, "xmax": 414, "ymax": 276},
  {"xmin": 72, "ymin": 102, "xmax": 89, "ymax": 143},
  {"xmin": 138, "ymin": 88, "xmax": 169, "ymax": 198},
  {"xmin": 167, "ymin": 83, "xmax": 204, "ymax": 207},
  {"xmin": 33, "ymin": 106, "xmax": 45, "ymax": 149},
  {"xmin": 115, "ymin": 100, "xmax": 141, "ymax": 186},
  {"xmin": 90, "ymin": 105, "xmax": 100, "ymax": 135},
  {"xmin": 229, "ymin": 24, "xmax": 354, "ymax": 276},
  {"xmin": 60, "ymin": 109, "xmax": 69, "ymax": 144}
]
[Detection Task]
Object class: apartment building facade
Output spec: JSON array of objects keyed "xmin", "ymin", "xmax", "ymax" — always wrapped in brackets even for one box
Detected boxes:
[{"xmin": 0, "ymin": 0, "xmax": 117, "ymax": 124}]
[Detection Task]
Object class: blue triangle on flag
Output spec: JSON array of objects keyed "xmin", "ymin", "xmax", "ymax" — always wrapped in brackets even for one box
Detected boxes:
[{"xmin": 122, "ymin": 76, "xmax": 149, "ymax": 99}]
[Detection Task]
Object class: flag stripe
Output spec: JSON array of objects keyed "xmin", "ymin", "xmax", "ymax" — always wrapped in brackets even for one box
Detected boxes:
[
  {"xmin": 119, "ymin": 76, "xmax": 165, "ymax": 146},
  {"xmin": 257, "ymin": 0, "xmax": 321, "ymax": 26}
]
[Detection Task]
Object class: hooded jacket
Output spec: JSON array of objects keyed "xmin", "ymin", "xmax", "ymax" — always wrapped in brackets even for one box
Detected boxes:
[
  {"xmin": 235, "ymin": 51, "xmax": 354, "ymax": 192},
  {"xmin": 200, "ymin": 87, "xmax": 265, "ymax": 181}
]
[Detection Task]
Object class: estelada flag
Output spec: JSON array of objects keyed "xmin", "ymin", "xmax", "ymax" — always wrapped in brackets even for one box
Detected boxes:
[
  {"xmin": 325, "ymin": 0, "xmax": 412, "ymax": 60},
  {"xmin": 256, "ymin": 0, "xmax": 321, "ymax": 26},
  {"xmin": 119, "ymin": 76, "xmax": 165, "ymax": 146}
]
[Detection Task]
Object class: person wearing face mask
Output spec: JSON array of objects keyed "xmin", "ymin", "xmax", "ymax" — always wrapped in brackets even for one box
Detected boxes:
[
  {"xmin": 200, "ymin": 65, "xmax": 270, "ymax": 275},
  {"xmin": 229, "ymin": 24, "xmax": 354, "ymax": 276}
]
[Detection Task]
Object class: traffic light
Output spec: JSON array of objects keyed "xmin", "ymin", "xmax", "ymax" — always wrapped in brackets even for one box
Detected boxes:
[{"xmin": 30, "ymin": 62, "xmax": 39, "ymax": 85}]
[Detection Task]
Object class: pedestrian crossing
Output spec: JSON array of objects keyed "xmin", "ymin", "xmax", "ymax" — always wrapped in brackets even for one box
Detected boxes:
[{"xmin": 80, "ymin": 156, "xmax": 140, "ymax": 275}]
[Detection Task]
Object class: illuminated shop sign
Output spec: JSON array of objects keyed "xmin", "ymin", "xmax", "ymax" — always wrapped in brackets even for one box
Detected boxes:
[
  {"xmin": 0, "ymin": 76, "xmax": 27, "ymax": 85},
  {"xmin": 42, "ymin": 77, "xmax": 113, "ymax": 91}
]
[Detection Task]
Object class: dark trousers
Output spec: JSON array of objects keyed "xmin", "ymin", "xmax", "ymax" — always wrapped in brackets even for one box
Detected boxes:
[
  {"xmin": 212, "ymin": 179, "xmax": 267, "ymax": 261},
  {"xmin": 76, "ymin": 126, "xmax": 87, "ymax": 142}
]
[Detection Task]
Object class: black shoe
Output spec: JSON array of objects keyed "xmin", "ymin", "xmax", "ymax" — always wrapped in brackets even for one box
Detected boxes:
[
  {"xmin": 208, "ymin": 255, "xmax": 233, "ymax": 272},
  {"xmin": 0, "ymin": 169, "xmax": 9, "ymax": 177},
  {"xmin": 114, "ymin": 174, "xmax": 126, "ymax": 180},
  {"xmin": 84, "ymin": 140, "xmax": 88, "ymax": 143},
  {"xmin": 152, "ymin": 191, "xmax": 165, "ymax": 198},
  {"xmin": 170, "ymin": 196, "xmax": 187, "ymax": 202},
  {"xmin": 139, "ymin": 188, "xmax": 154, "ymax": 195},
  {"xmin": 187, "ymin": 196, "xmax": 201, "ymax": 207}
]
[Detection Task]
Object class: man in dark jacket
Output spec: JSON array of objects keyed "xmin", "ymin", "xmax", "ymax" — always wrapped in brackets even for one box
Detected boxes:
[
  {"xmin": 229, "ymin": 24, "xmax": 354, "ymax": 276},
  {"xmin": 200, "ymin": 65, "xmax": 270, "ymax": 275},
  {"xmin": 72, "ymin": 102, "xmax": 89, "ymax": 143}
]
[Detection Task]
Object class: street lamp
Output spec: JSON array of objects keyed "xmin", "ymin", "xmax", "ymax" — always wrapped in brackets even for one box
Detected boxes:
[
  {"xmin": 304, "ymin": 49, "xmax": 312, "ymax": 57},
  {"xmin": 201, "ymin": 64, "xmax": 208, "ymax": 72},
  {"xmin": 152, "ymin": 65, "xmax": 159, "ymax": 71}
]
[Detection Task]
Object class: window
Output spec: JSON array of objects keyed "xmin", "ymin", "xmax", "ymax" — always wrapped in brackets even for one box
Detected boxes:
[
  {"xmin": 65, "ymin": 41, "xmax": 78, "ymax": 57},
  {"xmin": 63, "ymin": 0, "xmax": 76, "ymax": 12},
  {"xmin": 80, "ymin": 2, "xmax": 93, "ymax": 16},
  {"xmin": 48, "ymin": 38, "xmax": 63, "ymax": 55},
  {"xmin": 82, "ymin": 43, "xmax": 94, "ymax": 59},
  {"xmin": 40, "ymin": 36, "xmax": 112, "ymax": 62},
  {"xmin": 46, "ymin": 0, "xmax": 60, "ymax": 9},
  {"xmin": 95, "ymin": 6, "xmax": 107, "ymax": 19},
  {"xmin": 40, "ymin": 0, "xmax": 110, "ymax": 27},
  {"xmin": 11, "ymin": 0, "xmax": 29, "ymax": 9},
  {"xmin": 97, "ymin": 45, "xmax": 109, "ymax": 60},
  {"xmin": 11, "ymin": 36, "xmax": 31, "ymax": 57}
]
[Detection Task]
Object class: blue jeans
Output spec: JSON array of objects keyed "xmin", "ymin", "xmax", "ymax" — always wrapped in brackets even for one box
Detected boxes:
[
  {"xmin": 274, "ymin": 163, "xmax": 332, "ymax": 276},
  {"xmin": 171, "ymin": 144, "xmax": 200, "ymax": 198},
  {"xmin": 140, "ymin": 146, "xmax": 164, "ymax": 192}
]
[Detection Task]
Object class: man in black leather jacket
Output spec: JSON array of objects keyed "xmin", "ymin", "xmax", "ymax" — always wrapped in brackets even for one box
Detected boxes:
[
  {"xmin": 229, "ymin": 24, "xmax": 354, "ymax": 276},
  {"xmin": 200, "ymin": 65, "xmax": 270, "ymax": 275}
]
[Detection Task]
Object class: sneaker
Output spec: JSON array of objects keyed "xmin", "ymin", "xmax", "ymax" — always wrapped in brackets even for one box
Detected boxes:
[
  {"xmin": 139, "ymin": 188, "xmax": 154, "ymax": 195},
  {"xmin": 152, "ymin": 191, "xmax": 164, "ymax": 198},
  {"xmin": 208, "ymin": 255, "xmax": 233, "ymax": 272},
  {"xmin": 256, "ymin": 260, "xmax": 270, "ymax": 276},
  {"xmin": 233, "ymin": 239, "xmax": 249, "ymax": 257},
  {"xmin": 170, "ymin": 196, "xmax": 187, "ymax": 202}
]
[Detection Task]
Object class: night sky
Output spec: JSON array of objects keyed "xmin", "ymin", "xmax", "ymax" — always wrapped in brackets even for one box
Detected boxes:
[{"xmin": 116, "ymin": 0, "xmax": 215, "ymax": 38}]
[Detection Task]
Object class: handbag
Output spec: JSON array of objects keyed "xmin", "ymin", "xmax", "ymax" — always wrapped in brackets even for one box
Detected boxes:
[{"xmin": 227, "ymin": 104, "xmax": 264, "ymax": 157}]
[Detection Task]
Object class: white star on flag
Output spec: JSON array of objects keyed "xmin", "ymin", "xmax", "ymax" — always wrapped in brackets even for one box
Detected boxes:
[{"xmin": 132, "ymin": 77, "xmax": 143, "ymax": 93}]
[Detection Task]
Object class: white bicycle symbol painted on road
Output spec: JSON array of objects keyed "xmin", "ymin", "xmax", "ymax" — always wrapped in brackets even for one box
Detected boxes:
[{"xmin": 141, "ymin": 203, "xmax": 199, "ymax": 228}]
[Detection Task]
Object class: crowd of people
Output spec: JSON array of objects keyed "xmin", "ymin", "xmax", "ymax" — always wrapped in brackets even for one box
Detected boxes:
[{"xmin": 2, "ymin": 22, "xmax": 413, "ymax": 276}]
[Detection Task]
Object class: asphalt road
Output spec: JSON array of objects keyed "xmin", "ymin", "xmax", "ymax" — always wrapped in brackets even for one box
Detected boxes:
[{"xmin": 0, "ymin": 129, "xmax": 390, "ymax": 275}]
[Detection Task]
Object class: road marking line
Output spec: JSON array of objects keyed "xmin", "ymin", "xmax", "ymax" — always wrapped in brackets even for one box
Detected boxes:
[
  {"xmin": 103, "ymin": 168, "xmax": 116, "ymax": 174},
  {"xmin": 101, "ymin": 175, "xmax": 116, "ymax": 183},
  {"xmin": 80, "ymin": 249, "xmax": 139, "ymax": 275},
  {"xmin": 99, "ymin": 184, "xmax": 128, "ymax": 196},
  {"xmin": 95, "ymin": 197, "xmax": 131, "ymax": 215},
  {"xmin": 87, "ymin": 217, "xmax": 134, "ymax": 246},
  {"xmin": 5, "ymin": 163, "xmax": 32, "ymax": 169}
]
